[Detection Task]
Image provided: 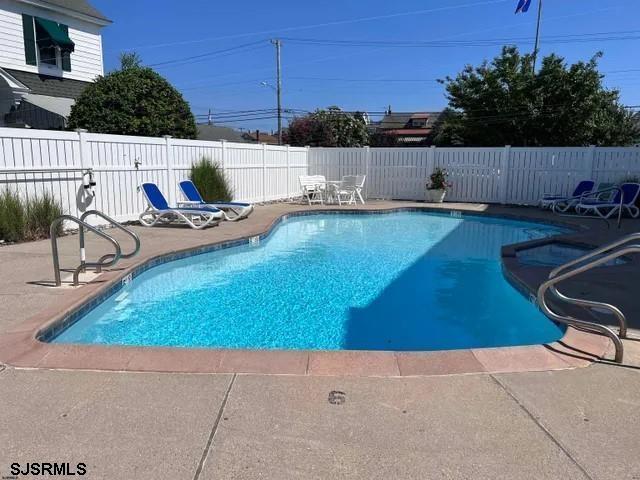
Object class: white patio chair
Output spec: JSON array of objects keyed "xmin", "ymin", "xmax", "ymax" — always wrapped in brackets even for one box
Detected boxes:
[
  {"xmin": 334, "ymin": 176, "xmax": 358, "ymax": 206},
  {"xmin": 354, "ymin": 174, "xmax": 366, "ymax": 204},
  {"xmin": 299, "ymin": 175, "xmax": 326, "ymax": 205}
]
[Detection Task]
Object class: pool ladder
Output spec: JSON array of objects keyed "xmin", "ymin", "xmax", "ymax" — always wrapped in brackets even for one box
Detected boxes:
[
  {"xmin": 537, "ymin": 232, "xmax": 640, "ymax": 363},
  {"xmin": 50, "ymin": 210, "xmax": 141, "ymax": 287}
]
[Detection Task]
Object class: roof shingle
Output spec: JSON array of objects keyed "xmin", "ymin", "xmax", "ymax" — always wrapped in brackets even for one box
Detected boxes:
[
  {"xmin": 38, "ymin": 0, "xmax": 111, "ymax": 22},
  {"xmin": 3, "ymin": 68, "xmax": 92, "ymax": 99}
]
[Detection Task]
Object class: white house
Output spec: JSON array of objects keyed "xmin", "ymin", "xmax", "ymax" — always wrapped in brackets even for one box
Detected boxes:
[{"xmin": 0, "ymin": 0, "xmax": 110, "ymax": 129}]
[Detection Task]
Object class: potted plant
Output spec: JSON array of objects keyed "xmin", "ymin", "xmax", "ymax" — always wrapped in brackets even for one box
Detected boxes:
[{"xmin": 425, "ymin": 167, "xmax": 451, "ymax": 203}]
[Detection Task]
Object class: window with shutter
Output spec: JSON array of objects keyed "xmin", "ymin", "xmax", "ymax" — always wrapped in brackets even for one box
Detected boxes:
[
  {"xmin": 22, "ymin": 16, "xmax": 74, "ymax": 71},
  {"xmin": 60, "ymin": 25, "xmax": 71, "ymax": 71}
]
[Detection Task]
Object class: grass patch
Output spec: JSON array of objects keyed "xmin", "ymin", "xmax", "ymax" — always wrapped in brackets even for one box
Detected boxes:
[
  {"xmin": 0, "ymin": 190, "xmax": 26, "ymax": 242},
  {"xmin": 25, "ymin": 192, "xmax": 64, "ymax": 241},
  {"xmin": 0, "ymin": 190, "xmax": 63, "ymax": 243},
  {"xmin": 190, "ymin": 156, "xmax": 233, "ymax": 202}
]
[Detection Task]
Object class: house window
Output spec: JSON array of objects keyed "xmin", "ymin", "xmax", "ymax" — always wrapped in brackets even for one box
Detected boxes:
[{"xmin": 22, "ymin": 14, "xmax": 74, "ymax": 72}]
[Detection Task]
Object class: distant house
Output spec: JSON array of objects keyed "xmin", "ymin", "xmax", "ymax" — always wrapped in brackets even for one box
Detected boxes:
[
  {"xmin": 0, "ymin": 0, "xmax": 111, "ymax": 129},
  {"xmin": 243, "ymin": 130, "xmax": 280, "ymax": 145},
  {"xmin": 370, "ymin": 111, "xmax": 441, "ymax": 145},
  {"xmin": 197, "ymin": 124, "xmax": 248, "ymax": 143}
]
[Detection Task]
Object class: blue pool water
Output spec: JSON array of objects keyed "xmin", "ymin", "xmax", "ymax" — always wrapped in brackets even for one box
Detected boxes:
[{"xmin": 53, "ymin": 212, "xmax": 566, "ymax": 351}]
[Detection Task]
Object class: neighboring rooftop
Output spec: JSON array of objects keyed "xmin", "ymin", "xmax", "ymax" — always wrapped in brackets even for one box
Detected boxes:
[
  {"xmin": 375, "ymin": 112, "xmax": 441, "ymax": 131},
  {"xmin": 2, "ymin": 68, "xmax": 91, "ymax": 99},
  {"xmin": 370, "ymin": 111, "xmax": 442, "ymax": 145},
  {"xmin": 197, "ymin": 124, "xmax": 248, "ymax": 143},
  {"xmin": 37, "ymin": 0, "xmax": 111, "ymax": 23},
  {"xmin": 243, "ymin": 130, "xmax": 280, "ymax": 145}
]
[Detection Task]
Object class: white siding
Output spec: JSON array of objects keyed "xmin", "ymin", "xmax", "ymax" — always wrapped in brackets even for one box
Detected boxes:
[{"xmin": 0, "ymin": 0, "xmax": 104, "ymax": 82}]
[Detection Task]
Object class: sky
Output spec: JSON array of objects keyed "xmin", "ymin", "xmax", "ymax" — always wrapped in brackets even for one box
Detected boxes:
[{"xmin": 92, "ymin": 0, "xmax": 639, "ymax": 133}]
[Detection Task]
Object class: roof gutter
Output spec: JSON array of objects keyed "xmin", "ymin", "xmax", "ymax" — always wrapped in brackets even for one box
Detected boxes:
[
  {"xmin": 16, "ymin": 0, "xmax": 112, "ymax": 26},
  {"xmin": 0, "ymin": 68, "xmax": 31, "ymax": 104}
]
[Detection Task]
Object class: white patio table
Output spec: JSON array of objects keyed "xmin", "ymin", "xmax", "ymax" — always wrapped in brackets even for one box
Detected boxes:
[{"xmin": 324, "ymin": 180, "xmax": 343, "ymax": 204}]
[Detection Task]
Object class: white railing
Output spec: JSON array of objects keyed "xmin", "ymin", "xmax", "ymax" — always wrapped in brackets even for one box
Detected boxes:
[
  {"xmin": 2, "ymin": 127, "xmax": 640, "ymax": 227},
  {"xmin": 309, "ymin": 146, "xmax": 640, "ymax": 204},
  {"xmin": 0, "ymin": 127, "xmax": 309, "ymax": 224}
]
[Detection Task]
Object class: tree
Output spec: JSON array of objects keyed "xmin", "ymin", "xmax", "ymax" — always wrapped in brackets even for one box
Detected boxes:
[
  {"xmin": 68, "ymin": 53, "xmax": 197, "ymax": 139},
  {"xmin": 432, "ymin": 47, "xmax": 639, "ymax": 147},
  {"xmin": 284, "ymin": 107, "xmax": 369, "ymax": 147},
  {"xmin": 369, "ymin": 131, "xmax": 399, "ymax": 147}
]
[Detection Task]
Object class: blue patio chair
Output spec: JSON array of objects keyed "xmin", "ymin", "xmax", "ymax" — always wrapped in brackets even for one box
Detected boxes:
[
  {"xmin": 575, "ymin": 183, "xmax": 640, "ymax": 219},
  {"xmin": 540, "ymin": 180, "xmax": 595, "ymax": 211},
  {"xmin": 178, "ymin": 180, "xmax": 254, "ymax": 221},
  {"xmin": 139, "ymin": 182, "xmax": 224, "ymax": 229}
]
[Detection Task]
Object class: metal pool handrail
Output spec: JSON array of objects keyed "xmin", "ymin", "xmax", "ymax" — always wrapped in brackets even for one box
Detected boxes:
[
  {"xmin": 50, "ymin": 215, "xmax": 122, "ymax": 287},
  {"xmin": 79, "ymin": 210, "xmax": 141, "ymax": 271},
  {"xmin": 537, "ymin": 232, "xmax": 640, "ymax": 363}
]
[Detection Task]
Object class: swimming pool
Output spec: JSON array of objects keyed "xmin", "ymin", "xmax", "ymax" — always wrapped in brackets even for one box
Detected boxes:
[{"xmin": 52, "ymin": 212, "xmax": 566, "ymax": 351}]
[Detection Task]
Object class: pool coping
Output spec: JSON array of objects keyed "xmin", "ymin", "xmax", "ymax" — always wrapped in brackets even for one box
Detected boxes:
[{"xmin": 0, "ymin": 205, "xmax": 613, "ymax": 376}]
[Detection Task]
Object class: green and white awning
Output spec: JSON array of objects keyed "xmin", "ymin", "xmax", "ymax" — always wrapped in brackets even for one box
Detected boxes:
[{"xmin": 34, "ymin": 17, "xmax": 75, "ymax": 52}]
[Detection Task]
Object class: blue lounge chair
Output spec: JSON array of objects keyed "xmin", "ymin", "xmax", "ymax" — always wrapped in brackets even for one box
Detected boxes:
[
  {"xmin": 178, "ymin": 180, "xmax": 254, "ymax": 221},
  {"xmin": 575, "ymin": 183, "xmax": 640, "ymax": 219},
  {"xmin": 540, "ymin": 180, "xmax": 595, "ymax": 211},
  {"xmin": 139, "ymin": 182, "xmax": 224, "ymax": 229}
]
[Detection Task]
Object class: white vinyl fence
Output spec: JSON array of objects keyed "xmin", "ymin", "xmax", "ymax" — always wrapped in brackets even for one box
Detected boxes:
[
  {"xmin": 2, "ymin": 127, "xmax": 640, "ymax": 227},
  {"xmin": 0, "ymin": 128, "xmax": 308, "ymax": 223},
  {"xmin": 309, "ymin": 146, "xmax": 640, "ymax": 205}
]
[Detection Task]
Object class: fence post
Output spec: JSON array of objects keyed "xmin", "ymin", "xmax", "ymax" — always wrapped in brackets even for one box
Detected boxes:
[
  {"xmin": 585, "ymin": 144, "xmax": 596, "ymax": 181},
  {"xmin": 75, "ymin": 128, "xmax": 90, "ymax": 213},
  {"xmin": 220, "ymin": 139, "xmax": 226, "ymax": 170},
  {"xmin": 364, "ymin": 146, "xmax": 371, "ymax": 199},
  {"xmin": 286, "ymin": 144, "xmax": 291, "ymax": 198},
  {"xmin": 427, "ymin": 145, "xmax": 436, "ymax": 175},
  {"xmin": 163, "ymin": 135, "xmax": 174, "ymax": 205},
  {"xmin": 499, "ymin": 145, "xmax": 511, "ymax": 205},
  {"xmin": 75, "ymin": 128, "xmax": 89, "ymax": 171},
  {"xmin": 262, "ymin": 143, "xmax": 267, "ymax": 202}
]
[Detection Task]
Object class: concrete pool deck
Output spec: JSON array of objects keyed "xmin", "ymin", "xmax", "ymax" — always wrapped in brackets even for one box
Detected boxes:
[{"xmin": 1, "ymin": 201, "xmax": 639, "ymax": 478}]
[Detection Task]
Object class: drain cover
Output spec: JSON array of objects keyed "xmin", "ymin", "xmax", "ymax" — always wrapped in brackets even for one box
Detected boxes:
[{"xmin": 328, "ymin": 390, "xmax": 346, "ymax": 405}]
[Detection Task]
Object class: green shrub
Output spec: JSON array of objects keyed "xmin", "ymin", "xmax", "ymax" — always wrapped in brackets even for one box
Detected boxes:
[
  {"xmin": 190, "ymin": 157, "xmax": 233, "ymax": 202},
  {"xmin": 25, "ymin": 192, "xmax": 63, "ymax": 241},
  {"xmin": 0, "ymin": 189, "xmax": 26, "ymax": 242},
  {"xmin": 67, "ymin": 54, "xmax": 197, "ymax": 139}
]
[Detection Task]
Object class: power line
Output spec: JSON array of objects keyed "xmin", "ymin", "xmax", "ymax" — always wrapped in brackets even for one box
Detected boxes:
[
  {"xmin": 281, "ymin": 30, "xmax": 640, "ymax": 49},
  {"xmin": 147, "ymin": 40, "xmax": 268, "ymax": 68},
  {"xmin": 123, "ymin": 0, "xmax": 511, "ymax": 51}
]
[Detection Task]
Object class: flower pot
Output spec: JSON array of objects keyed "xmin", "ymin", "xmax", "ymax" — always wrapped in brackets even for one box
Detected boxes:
[{"xmin": 425, "ymin": 189, "xmax": 446, "ymax": 203}]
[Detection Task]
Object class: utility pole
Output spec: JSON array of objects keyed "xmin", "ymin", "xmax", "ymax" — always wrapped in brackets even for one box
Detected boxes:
[
  {"xmin": 271, "ymin": 39, "xmax": 283, "ymax": 145},
  {"xmin": 207, "ymin": 108, "xmax": 212, "ymax": 125},
  {"xmin": 532, "ymin": 0, "xmax": 543, "ymax": 71}
]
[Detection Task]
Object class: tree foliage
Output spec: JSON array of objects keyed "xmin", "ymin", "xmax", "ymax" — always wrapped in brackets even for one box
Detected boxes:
[
  {"xmin": 68, "ymin": 53, "xmax": 197, "ymax": 139},
  {"xmin": 284, "ymin": 107, "xmax": 369, "ymax": 147},
  {"xmin": 432, "ymin": 47, "xmax": 639, "ymax": 147}
]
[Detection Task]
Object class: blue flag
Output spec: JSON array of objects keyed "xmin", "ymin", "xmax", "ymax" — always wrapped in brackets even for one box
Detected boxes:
[{"xmin": 515, "ymin": 0, "xmax": 532, "ymax": 13}]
